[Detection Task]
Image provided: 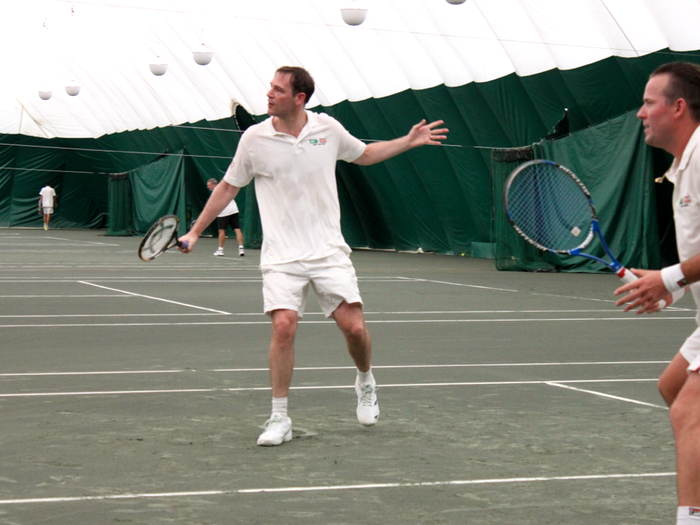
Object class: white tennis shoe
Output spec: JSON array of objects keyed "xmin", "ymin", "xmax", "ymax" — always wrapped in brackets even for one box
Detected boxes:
[
  {"xmin": 238, "ymin": 246, "xmax": 245, "ymax": 257},
  {"xmin": 257, "ymin": 414, "xmax": 292, "ymax": 446},
  {"xmin": 213, "ymin": 247, "xmax": 224, "ymax": 256},
  {"xmin": 355, "ymin": 378, "xmax": 380, "ymax": 426}
]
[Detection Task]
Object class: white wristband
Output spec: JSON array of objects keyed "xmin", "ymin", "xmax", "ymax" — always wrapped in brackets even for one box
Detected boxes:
[{"xmin": 661, "ymin": 263, "xmax": 688, "ymax": 293}]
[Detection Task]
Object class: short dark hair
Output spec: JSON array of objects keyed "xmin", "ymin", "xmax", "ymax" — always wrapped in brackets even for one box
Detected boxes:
[
  {"xmin": 276, "ymin": 66, "xmax": 315, "ymax": 105},
  {"xmin": 651, "ymin": 62, "xmax": 700, "ymax": 122}
]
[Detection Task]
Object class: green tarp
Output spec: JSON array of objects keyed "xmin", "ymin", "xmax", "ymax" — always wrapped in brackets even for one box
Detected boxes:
[
  {"xmin": 492, "ymin": 110, "xmax": 675, "ymax": 273},
  {"xmin": 0, "ymin": 50, "xmax": 692, "ymax": 271}
]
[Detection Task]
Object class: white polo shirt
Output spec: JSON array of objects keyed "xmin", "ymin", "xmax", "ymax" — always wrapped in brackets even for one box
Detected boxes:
[
  {"xmin": 218, "ymin": 199, "xmax": 239, "ymax": 218},
  {"xmin": 223, "ymin": 111, "xmax": 366, "ymax": 265},
  {"xmin": 39, "ymin": 186, "xmax": 56, "ymax": 207},
  {"xmin": 665, "ymin": 125, "xmax": 700, "ymax": 322}
]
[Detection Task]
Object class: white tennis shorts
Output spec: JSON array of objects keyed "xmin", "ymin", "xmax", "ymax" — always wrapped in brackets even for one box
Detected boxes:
[
  {"xmin": 42, "ymin": 206, "xmax": 54, "ymax": 215},
  {"xmin": 261, "ymin": 250, "xmax": 362, "ymax": 318},
  {"xmin": 680, "ymin": 326, "xmax": 700, "ymax": 372}
]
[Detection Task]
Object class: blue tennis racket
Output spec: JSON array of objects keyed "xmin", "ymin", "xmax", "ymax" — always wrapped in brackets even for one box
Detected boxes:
[{"xmin": 503, "ymin": 159, "xmax": 674, "ymax": 307}]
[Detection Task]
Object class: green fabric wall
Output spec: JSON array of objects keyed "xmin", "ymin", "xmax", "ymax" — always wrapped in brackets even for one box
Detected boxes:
[
  {"xmin": 492, "ymin": 110, "xmax": 673, "ymax": 274},
  {"xmin": 0, "ymin": 49, "xmax": 693, "ymax": 270}
]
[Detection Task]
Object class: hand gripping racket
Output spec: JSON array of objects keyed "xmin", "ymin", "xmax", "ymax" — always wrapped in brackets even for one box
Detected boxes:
[
  {"xmin": 138, "ymin": 215, "xmax": 188, "ymax": 261},
  {"xmin": 503, "ymin": 159, "xmax": 679, "ymax": 308}
]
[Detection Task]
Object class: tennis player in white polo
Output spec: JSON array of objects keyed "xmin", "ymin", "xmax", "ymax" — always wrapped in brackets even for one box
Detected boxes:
[{"xmin": 179, "ymin": 66, "xmax": 448, "ymax": 446}]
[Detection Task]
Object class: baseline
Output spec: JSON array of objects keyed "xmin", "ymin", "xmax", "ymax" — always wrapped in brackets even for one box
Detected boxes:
[{"xmin": 0, "ymin": 472, "xmax": 674, "ymax": 505}]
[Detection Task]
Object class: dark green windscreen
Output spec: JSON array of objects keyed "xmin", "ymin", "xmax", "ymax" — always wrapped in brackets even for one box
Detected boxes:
[{"xmin": 0, "ymin": 50, "xmax": 688, "ymax": 271}]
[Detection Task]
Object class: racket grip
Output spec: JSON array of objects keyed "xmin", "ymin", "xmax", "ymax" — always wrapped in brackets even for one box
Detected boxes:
[
  {"xmin": 179, "ymin": 240, "xmax": 189, "ymax": 250},
  {"xmin": 616, "ymin": 267, "xmax": 637, "ymax": 284},
  {"xmin": 617, "ymin": 266, "xmax": 677, "ymax": 310}
]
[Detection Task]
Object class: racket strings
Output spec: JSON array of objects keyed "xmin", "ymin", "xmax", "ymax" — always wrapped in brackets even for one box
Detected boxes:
[
  {"xmin": 140, "ymin": 219, "xmax": 178, "ymax": 260},
  {"xmin": 507, "ymin": 163, "xmax": 593, "ymax": 252}
]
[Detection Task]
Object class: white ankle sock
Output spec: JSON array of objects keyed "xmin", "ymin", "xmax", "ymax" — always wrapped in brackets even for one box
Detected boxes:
[
  {"xmin": 271, "ymin": 396, "xmax": 288, "ymax": 417},
  {"xmin": 678, "ymin": 507, "xmax": 700, "ymax": 523},
  {"xmin": 357, "ymin": 368, "xmax": 374, "ymax": 386}
]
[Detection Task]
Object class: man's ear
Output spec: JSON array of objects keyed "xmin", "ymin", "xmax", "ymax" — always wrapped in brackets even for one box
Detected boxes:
[
  {"xmin": 675, "ymin": 98, "xmax": 689, "ymax": 119},
  {"xmin": 295, "ymin": 92, "xmax": 307, "ymax": 107}
]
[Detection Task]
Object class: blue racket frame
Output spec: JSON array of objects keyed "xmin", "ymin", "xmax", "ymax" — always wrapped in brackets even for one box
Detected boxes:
[{"xmin": 504, "ymin": 159, "xmax": 627, "ymax": 277}]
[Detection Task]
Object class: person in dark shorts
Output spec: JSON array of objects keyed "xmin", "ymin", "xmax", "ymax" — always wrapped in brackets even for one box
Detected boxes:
[{"xmin": 207, "ymin": 178, "xmax": 244, "ymax": 257}]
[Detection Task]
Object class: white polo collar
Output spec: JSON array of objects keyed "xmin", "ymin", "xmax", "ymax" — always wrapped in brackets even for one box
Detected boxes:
[
  {"xmin": 263, "ymin": 110, "xmax": 318, "ymax": 139},
  {"xmin": 674, "ymin": 124, "xmax": 700, "ymax": 173}
]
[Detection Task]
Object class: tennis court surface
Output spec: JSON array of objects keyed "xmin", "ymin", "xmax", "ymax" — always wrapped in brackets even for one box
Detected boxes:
[{"xmin": 0, "ymin": 228, "xmax": 691, "ymax": 524}]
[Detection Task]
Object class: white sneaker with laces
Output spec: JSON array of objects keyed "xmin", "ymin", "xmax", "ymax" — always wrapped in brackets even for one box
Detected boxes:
[
  {"xmin": 257, "ymin": 414, "xmax": 292, "ymax": 446},
  {"xmin": 355, "ymin": 377, "xmax": 380, "ymax": 426},
  {"xmin": 238, "ymin": 246, "xmax": 245, "ymax": 257},
  {"xmin": 213, "ymin": 248, "xmax": 224, "ymax": 256}
]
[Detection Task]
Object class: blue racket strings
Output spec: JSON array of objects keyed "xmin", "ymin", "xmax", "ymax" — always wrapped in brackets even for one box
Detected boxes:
[{"xmin": 506, "ymin": 161, "xmax": 594, "ymax": 253}]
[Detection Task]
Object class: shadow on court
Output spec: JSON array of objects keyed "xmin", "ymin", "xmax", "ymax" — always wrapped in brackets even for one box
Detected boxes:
[{"xmin": 0, "ymin": 228, "xmax": 689, "ymax": 524}]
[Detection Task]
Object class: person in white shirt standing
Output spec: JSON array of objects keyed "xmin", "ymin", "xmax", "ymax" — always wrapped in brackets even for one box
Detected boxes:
[
  {"xmin": 206, "ymin": 178, "xmax": 244, "ymax": 257},
  {"xmin": 179, "ymin": 66, "xmax": 448, "ymax": 446},
  {"xmin": 38, "ymin": 183, "xmax": 57, "ymax": 231},
  {"xmin": 615, "ymin": 62, "xmax": 700, "ymax": 525}
]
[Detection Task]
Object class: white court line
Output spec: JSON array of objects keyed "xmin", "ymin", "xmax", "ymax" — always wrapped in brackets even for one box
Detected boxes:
[
  {"xmin": 216, "ymin": 360, "xmax": 671, "ymax": 372},
  {"xmin": 45, "ymin": 236, "xmax": 121, "ymax": 246},
  {"xmin": 546, "ymin": 382, "xmax": 667, "ymax": 409},
  {"xmin": 0, "ymin": 309, "xmax": 677, "ymax": 320},
  {"xmin": 0, "ymin": 472, "xmax": 674, "ymax": 505},
  {"xmin": 398, "ymin": 276, "xmax": 518, "ymax": 293},
  {"xmin": 0, "ymin": 370, "xmax": 185, "ymax": 377},
  {"xmin": 394, "ymin": 276, "xmax": 696, "ymax": 310},
  {"xmin": 0, "ymin": 313, "xmax": 231, "ymax": 319},
  {"xmin": 0, "ymin": 294, "xmax": 130, "ymax": 298},
  {"xmin": 78, "ymin": 281, "xmax": 231, "ymax": 315},
  {"xmin": 0, "ymin": 316, "xmax": 694, "ymax": 328},
  {"xmin": 0, "ymin": 378, "xmax": 657, "ymax": 398},
  {"xmin": 0, "ymin": 360, "xmax": 669, "ymax": 377},
  {"xmin": 0, "ymin": 278, "xmax": 263, "ymax": 283}
]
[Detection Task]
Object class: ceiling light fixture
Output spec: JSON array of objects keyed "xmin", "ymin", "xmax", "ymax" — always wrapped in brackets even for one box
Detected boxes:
[
  {"xmin": 64, "ymin": 7, "xmax": 81, "ymax": 96},
  {"xmin": 445, "ymin": 0, "xmax": 467, "ymax": 4},
  {"xmin": 65, "ymin": 83, "xmax": 81, "ymax": 96},
  {"xmin": 341, "ymin": 0, "xmax": 368, "ymax": 26},
  {"xmin": 193, "ymin": 43, "xmax": 213, "ymax": 66},
  {"xmin": 149, "ymin": 60, "xmax": 168, "ymax": 76}
]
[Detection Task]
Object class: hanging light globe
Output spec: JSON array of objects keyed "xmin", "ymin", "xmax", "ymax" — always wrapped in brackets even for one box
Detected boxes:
[
  {"xmin": 149, "ymin": 61, "xmax": 168, "ymax": 76},
  {"xmin": 38, "ymin": 90, "xmax": 52, "ymax": 100},
  {"xmin": 341, "ymin": 1, "xmax": 368, "ymax": 26},
  {"xmin": 65, "ymin": 84, "xmax": 81, "ymax": 96},
  {"xmin": 193, "ymin": 43, "xmax": 213, "ymax": 66},
  {"xmin": 445, "ymin": 0, "xmax": 467, "ymax": 4}
]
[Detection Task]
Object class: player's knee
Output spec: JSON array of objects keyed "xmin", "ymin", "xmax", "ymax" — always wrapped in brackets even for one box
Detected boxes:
[
  {"xmin": 657, "ymin": 379, "xmax": 674, "ymax": 406},
  {"xmin": 342, "ymin": 321, "xmax": 368, "ymax": 345},
  {"xmin": 271, "ymin": 311, "xmax": 297, "ymax": 340},
  {"xmin": 669, "ymin": 397, "xmax": 700, "ymax": 434}
]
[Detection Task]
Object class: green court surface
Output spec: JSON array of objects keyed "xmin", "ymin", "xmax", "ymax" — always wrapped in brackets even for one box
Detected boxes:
[{"xmin": 0, "ymin": 228, "xmax": 692, "ymax": 524}]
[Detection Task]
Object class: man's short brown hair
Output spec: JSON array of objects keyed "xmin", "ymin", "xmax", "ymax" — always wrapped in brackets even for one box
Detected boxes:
[
  {"xmin": 651, "ymin": 62, "xmax": 700, "ymax": 122},
  {"xmin": 276, "ymin": 66, "xmax": 315, "ymax": 105}
]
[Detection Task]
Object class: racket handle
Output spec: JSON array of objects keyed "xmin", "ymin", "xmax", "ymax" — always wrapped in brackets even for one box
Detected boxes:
[
  {"xmin": 616, "ymin": 267, "xmax": 637, "ymax": 284},
  {"xmin": 617, "ymin": 266, "xmax": 670, "ymax": 310},
  {"xmin": 179, "ymin": 240, "xmax": 189, "ymax": 250}
]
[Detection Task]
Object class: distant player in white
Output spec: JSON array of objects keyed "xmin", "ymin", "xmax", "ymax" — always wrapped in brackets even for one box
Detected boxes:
[
  {"xmin": 206, "ymin": 178, "xmax": 244, "ymax": 257},
  {"xmin": 179, "ymin": 66, "xmax": 448, "ymax": 446},
  {"xmin": 39, "ymin": 183, "xmax": 56, "ymax": 231}
]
